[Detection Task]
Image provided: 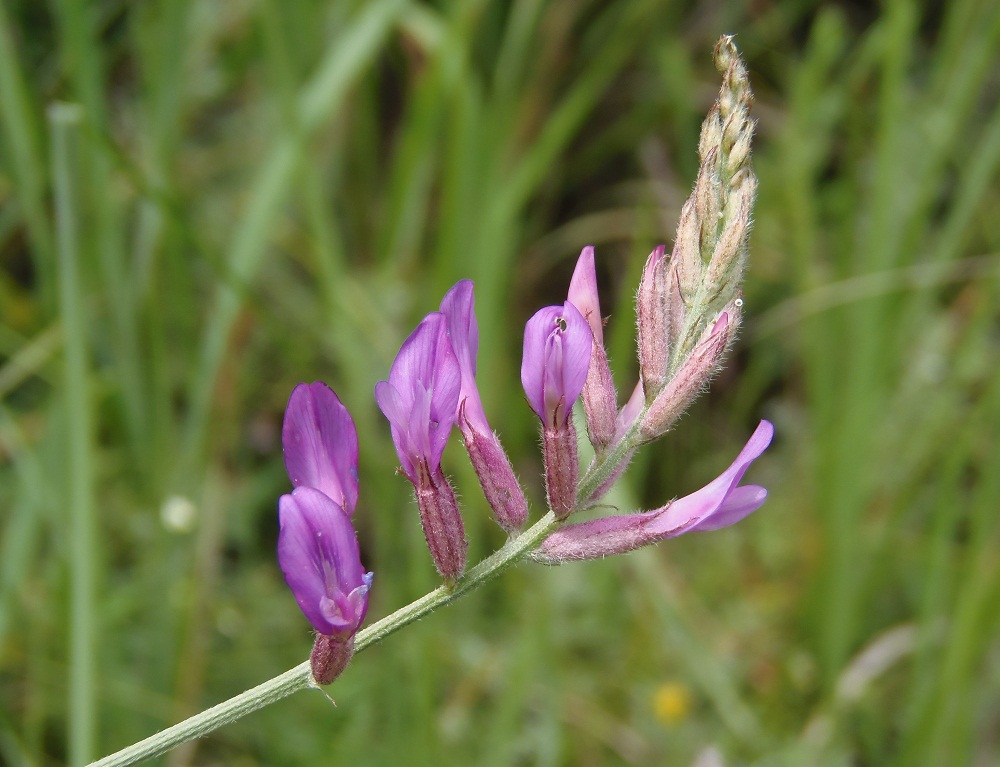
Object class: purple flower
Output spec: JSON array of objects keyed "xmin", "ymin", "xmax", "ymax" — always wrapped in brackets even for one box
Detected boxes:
[
  {"xmin": 521, "ymin": 302, "xmax": 593, "ymax": 428},
  {"xmin": 536, "ymin": 420, "xmax": 773, "ymax": 562},
  {"xmin": 278, "ymin": 487, "xmax": 373, "ymax": 636},
  {"xmin": 376, "ymin": 312, "xmax": 468, "ymax": 579},
  {"xmin": 282, "ymin": 382, "xmax": 359, "ymax": 515},
  {"xmin": 375, "ymin": 313, "xmax": 462, "ymax": 480},
  {"xmin": 440, "ymin": 281, "xmax": 528, "ymax": 531},
  {"xmin": 567, "ymin": 247, "xmax": 618, "ymax": 451},
  {"xmin": 567, "ymin": 246, "xmax": 604, "ymax": 345},
  {"xmin": 277, "ymin": 382, "xmax": 372, "ymax": 684},
  {"xmin": 439, "ymin": 280, "xmax": 488, "ymax": 434}
]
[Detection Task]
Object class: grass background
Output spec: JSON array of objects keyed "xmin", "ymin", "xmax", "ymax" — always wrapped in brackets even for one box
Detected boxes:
[{"xmin": 2, "ymin": 0, "xmax": 1000, "ymax": 765}]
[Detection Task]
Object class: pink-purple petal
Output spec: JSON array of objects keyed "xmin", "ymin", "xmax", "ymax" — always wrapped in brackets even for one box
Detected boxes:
[
  {"xmin": 521, "ymin": 308, "xmax": 553, "ymax": 418},
  {"xmin": 374, "ymin": 380, "xmax": 415, "ymax": 477},
  {"xmin": 282, "ymin": 382, "xmax": 359, "ymax": 515},
  {"xmin": 557, "ymin": 301, "xmax": 593, "ymax": 408},
  {"xmin": 278, "ymin": 487, "xmax": 371, "ymax": 636},
  {"xmin": 647, "ymin": 420, "xmax": 773, "ymax": 533},
  {"xmin": 521, "ymin": 302, "xmax": 593, "ymax": 425},
  {"xmin": 376, "ymin": 313, "xmax": 461, "ymax": 474},
  {"xmin": 689, "ymin": 485, "xmax": 768, "ymax": 532},
  {"xmin": 440, "ymin": 280, "xmax": 491, "ymax": 433},
  {"xmin": 536, "ymin": 420, "xmax": 773, "ymax": 562},
  {"xmin": 567, "ymin": 246, "xmax": 604, "ymax": 345}
]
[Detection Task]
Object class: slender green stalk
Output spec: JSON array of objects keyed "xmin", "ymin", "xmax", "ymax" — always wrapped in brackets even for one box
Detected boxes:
[
  {"xmin": 86, "ymin": 510, "xmax": 560, "ymax": 767},
  {"xmin": 51, "ymin": 102, "xmax": 96, "ymax": 767}
]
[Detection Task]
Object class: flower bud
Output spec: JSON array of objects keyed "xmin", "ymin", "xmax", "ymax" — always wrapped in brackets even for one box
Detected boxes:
[
  {"xmin": 636, "ymin": 245, "xmax": 670, "ymax": 399},
  {"xmin": 440, "ymin": 281, "xmax": 528, "ymax": 532},
  {"xmin": 639, "ymin": 309, "xmax": 736, "ymax": 441},
  {"xmin": 460, "ymin": 412, "xmax": 529, "ymax": 532},
  {"xmin": 567, "ymin": 247, "xmax": 618, "ymax": 450}
]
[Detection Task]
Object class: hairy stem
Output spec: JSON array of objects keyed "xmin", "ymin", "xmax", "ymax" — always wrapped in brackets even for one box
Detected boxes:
[{"xmin": 87, "ymin": 510, "xmax": 559, "ymax": 767}]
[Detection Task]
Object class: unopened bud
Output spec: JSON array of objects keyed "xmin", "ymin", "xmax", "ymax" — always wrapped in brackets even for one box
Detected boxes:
[
  {"xmin": 706, "ymin": 177, "xmax": 756, "ymax": 292},
  {"xmin": 727, "ymin": 132, "xmax": 752, "ymax": 173},
  {"xmin": 567, "ymin": 247, "xmax": 618, "ymax": 451},
  {"xmin": 694, "ymin": 152, "xmax": 722, "ymax": 259},
  {"xmin": 636, "ymin": 245, "xmax": 670, "ymax": 400},
  {"xmin": 639, "ymin": 311, "xmax": 735, "ymax": 441},
  {"xmin": 460, "ymin": 415, "xmax": 528, "ymax": 532},
  {"xmin": 582, "ymin": 342, "xmax": 618, "ymax": 451},
  {"xmin": 672, "ymin": 199, "xmax": 703, "ymax": 299},
  {"xmin": 698, "ymin": 106, "xmax": 723, "ymax": 161}
]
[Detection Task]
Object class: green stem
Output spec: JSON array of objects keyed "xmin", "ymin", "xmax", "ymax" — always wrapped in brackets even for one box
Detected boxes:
[
  {"xmin": 51, "ymin": 102, "xmax": 97, "ymax": 767},
  {"xmin": 86, "ymin": 511, "xmax": 560, "ymax": 767},
  {"xmin": 576, "ymin": 418, "xmax": 645, "ymax": 504}
]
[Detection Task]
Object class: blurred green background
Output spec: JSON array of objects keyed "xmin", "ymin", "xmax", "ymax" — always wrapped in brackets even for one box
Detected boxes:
[{"xmin": 2, "ymin": 0, "xmax": 1000, "ymax": 765}]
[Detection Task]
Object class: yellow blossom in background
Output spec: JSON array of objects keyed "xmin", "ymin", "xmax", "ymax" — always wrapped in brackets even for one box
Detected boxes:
[{"xmin": 652, "ymin": 681, "xmax": 692, "ymax": 726}]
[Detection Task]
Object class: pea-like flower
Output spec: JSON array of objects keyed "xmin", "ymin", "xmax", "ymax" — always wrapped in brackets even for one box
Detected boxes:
[
  {"xmin": 276, "ymin": 382, "xmax": 372, "ymax": 684},
  {"xmin": 521, "ymin": 302, "xmax": 593, "ymax": 429},
  {"xmin": 440, "ymin": 281, "xmax": 528, "ymax": 532},
  {"xmin": 521, "ymin": 302, "xmax": 593, "ymax": 517},
  {"xmin": 375, "ymin": 313, "xmax": 461, "ymax": 482},
  {"xmin": 376, "ymin": 313, "xmax": 467, "ymax": 580},
  {"xmin": 535, "ymin": 420, "xmax": 773, "ymax": 562},
  {"xmin": 278, "ymin": 487, "xmax": 373, "ymax": 637}
]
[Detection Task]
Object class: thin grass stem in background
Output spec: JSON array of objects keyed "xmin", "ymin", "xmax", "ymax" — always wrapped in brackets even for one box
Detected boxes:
[{"xmin": 50, "ymin": 102, "xmax": 96, "ymax": 767}]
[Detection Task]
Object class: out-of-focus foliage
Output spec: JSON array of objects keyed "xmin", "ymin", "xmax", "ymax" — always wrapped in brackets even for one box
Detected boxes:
[{"xmin": 2, "ymin": 1, "xmax": 999, "ymax": 765}]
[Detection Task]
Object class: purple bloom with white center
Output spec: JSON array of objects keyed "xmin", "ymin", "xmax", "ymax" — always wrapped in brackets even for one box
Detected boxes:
[
  {"xmin": 375, "ymin": 313, "xmax": 461, "ymax": 481},
  {"xmin": 536, "ymin": 420, "xmax": 773, "ymax": 562},
  {"xmin": 521, "ymin": 302, "xmax": 593, "ymax": 428},
  {"xmin": 282, "ymin": 382, "xmax": 359, "ymax": 515},
  {"xmin": 278, "ymin": 487, "xmax": 373, "ymax": 636}
]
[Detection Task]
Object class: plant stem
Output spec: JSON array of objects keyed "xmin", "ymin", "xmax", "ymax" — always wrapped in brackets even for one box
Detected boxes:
[
  {"xmin": 51, "ymin": 102, "xmax": 97, "ymax": 767},
  {"xmin": 86, "ymin": 511, "xmax": 560, "ymax": 767}
]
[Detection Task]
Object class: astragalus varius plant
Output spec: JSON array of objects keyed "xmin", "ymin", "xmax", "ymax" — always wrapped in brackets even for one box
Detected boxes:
[{"xmin": 89, "ymin": 36, "xmax": 771, "ymax": 767}]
